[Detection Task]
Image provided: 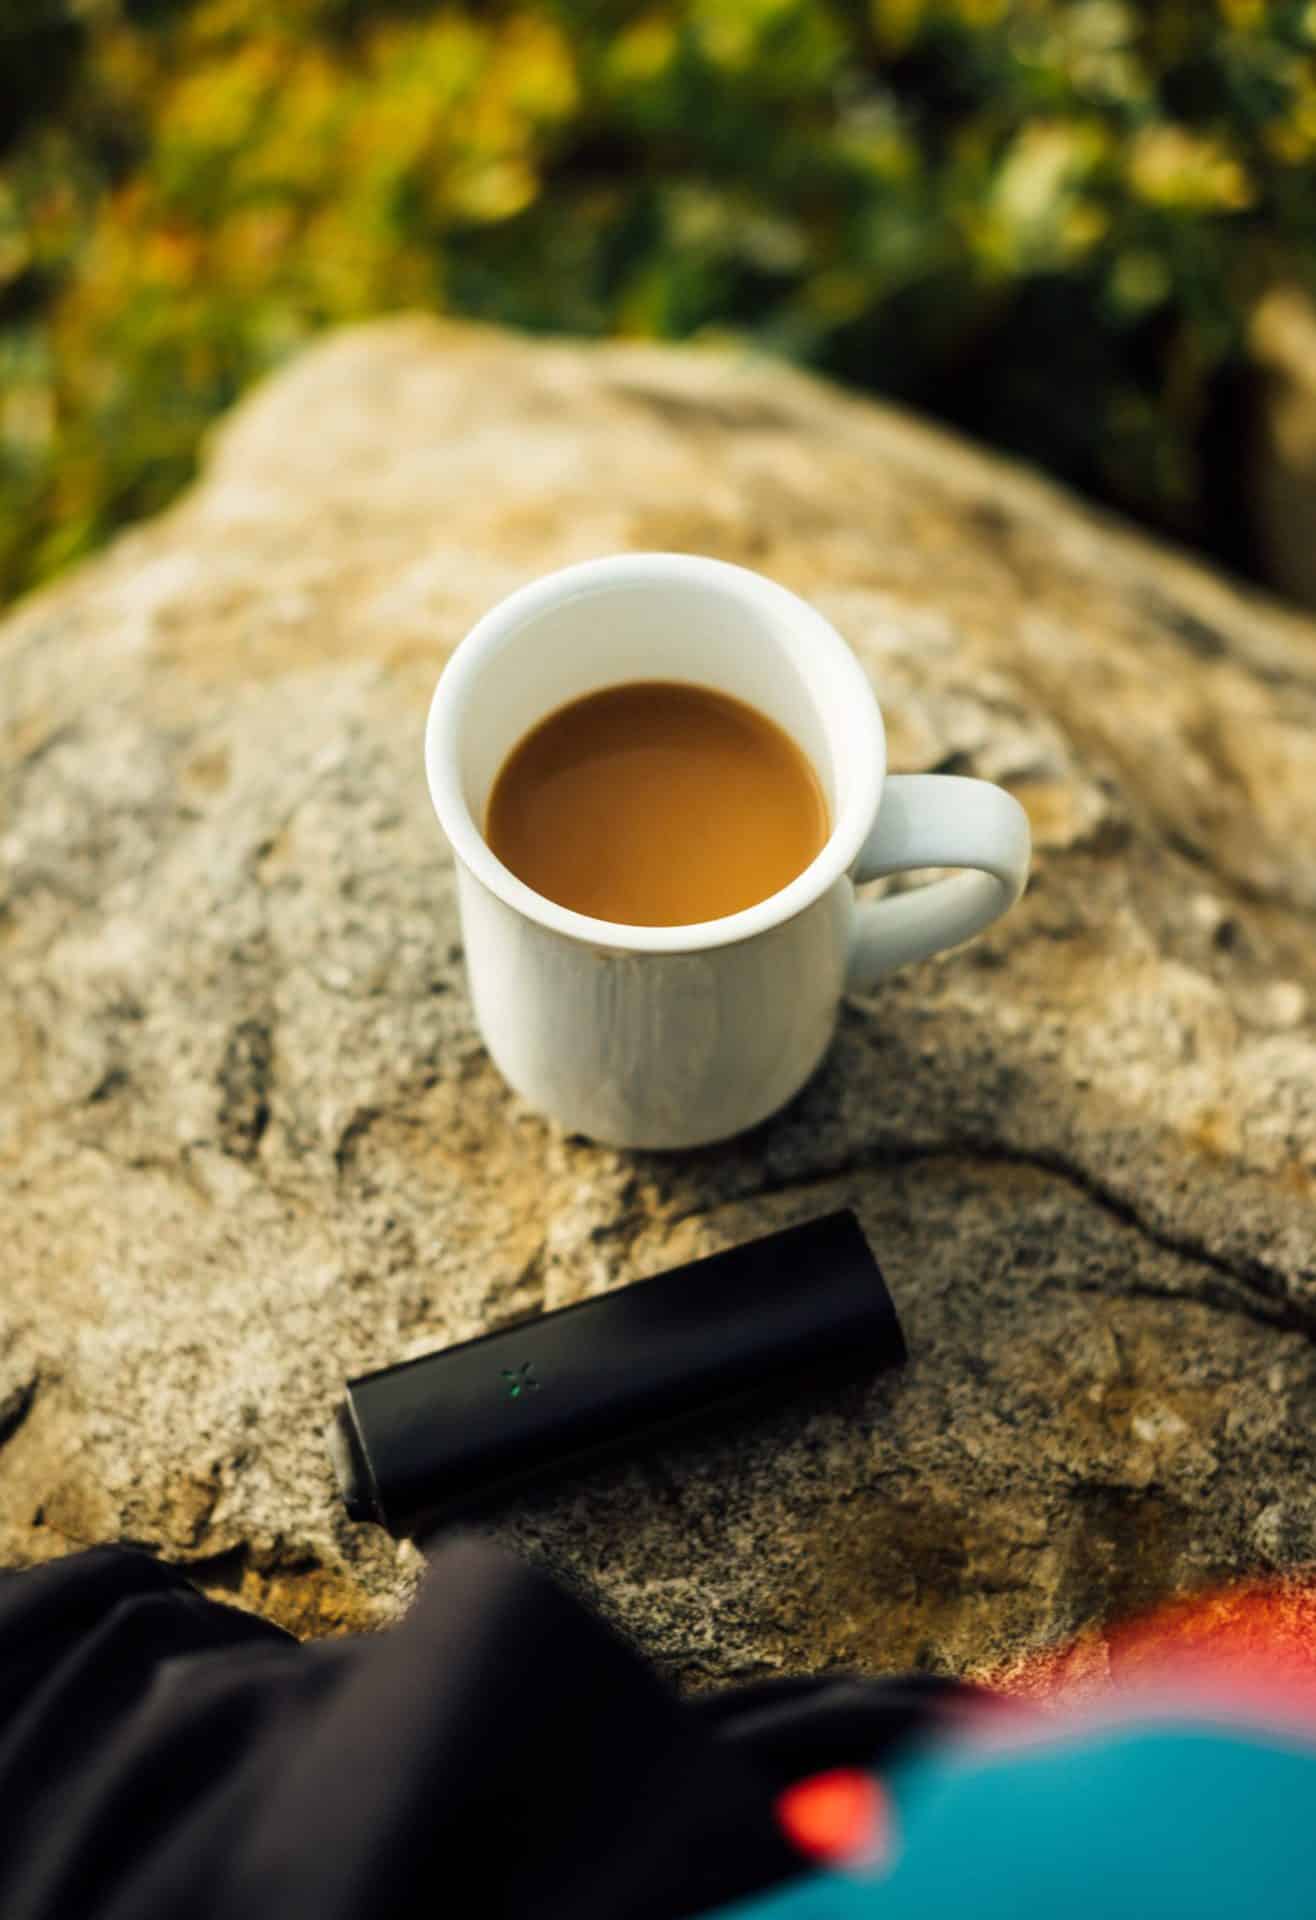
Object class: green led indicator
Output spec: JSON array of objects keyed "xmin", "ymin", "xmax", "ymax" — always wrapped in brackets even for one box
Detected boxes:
[{"xmin": 501, "ymin": 1362, "xmax": 540, "ymax": 1400}]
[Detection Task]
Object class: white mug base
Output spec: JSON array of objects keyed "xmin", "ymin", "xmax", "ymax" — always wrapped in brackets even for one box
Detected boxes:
[{"xmin": 459, "ymin": 863, "xmax": 849, "ymax": 1149}]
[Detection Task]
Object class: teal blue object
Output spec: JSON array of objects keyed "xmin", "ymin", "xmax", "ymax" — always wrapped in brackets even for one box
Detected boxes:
[{"xmin": 725, "ymin": 1725, "xmax": 1316, "ymax": 1919}]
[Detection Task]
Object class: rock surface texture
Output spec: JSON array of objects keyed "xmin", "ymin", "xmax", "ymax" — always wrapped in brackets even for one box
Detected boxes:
[{"xmin": 2, "ymin": 319, "xmax": 1315, "ymax": 1686}]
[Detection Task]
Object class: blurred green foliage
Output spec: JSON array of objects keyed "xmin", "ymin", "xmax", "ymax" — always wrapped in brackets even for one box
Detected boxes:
[{"xmin": 4, "ymin": 0, "xmax": 1316, "ymax": 606}]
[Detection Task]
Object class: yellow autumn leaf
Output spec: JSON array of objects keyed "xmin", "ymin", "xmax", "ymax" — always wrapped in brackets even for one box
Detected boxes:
[
  {"xmin": 1128, "ymin": 125, "xmax": 1253, "ymax": 210},
  {"xmin": 440, "ymin": 155, "xmax": 540, "ymax": 224},
  {"xmin": 606, "ymin": 14, "xmax": 679, "ymax": 87}
]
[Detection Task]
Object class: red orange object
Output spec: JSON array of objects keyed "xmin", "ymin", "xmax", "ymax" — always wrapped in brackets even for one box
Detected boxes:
[{"xmin": 775, "ymin": 1768, "xmax": 889, "ymax": 1867}]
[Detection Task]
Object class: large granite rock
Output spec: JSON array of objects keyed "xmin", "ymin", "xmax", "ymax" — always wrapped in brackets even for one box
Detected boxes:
[{"xmin": 2, "ymin": 319, "xmax": 1314, "ymax": 1684}]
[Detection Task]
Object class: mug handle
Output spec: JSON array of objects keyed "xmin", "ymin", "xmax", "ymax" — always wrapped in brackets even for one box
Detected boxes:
[{"xmin": 846, "ymin": 775, "xmax": 1032, "ymax": 990}]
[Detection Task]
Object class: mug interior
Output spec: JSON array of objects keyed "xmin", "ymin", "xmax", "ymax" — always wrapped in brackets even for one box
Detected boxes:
[{"xmin": 428, "ymin": 555, "xmax": 884, "ymax": 950}]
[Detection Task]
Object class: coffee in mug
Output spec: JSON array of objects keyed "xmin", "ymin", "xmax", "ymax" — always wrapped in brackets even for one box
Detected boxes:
[
  {"xmin": 485, "ymin": 681, "xmax": 829, "ymax": 927},
  {"xmin": 426, "ymin": 553, "xmax": 1032, "ymax": 1148}
]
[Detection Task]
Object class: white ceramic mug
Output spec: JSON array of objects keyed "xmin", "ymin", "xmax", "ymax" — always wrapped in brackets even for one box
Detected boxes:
[{"xmin": 425, "ymin": 553, "xmax": 1030, "ymax": 1149}]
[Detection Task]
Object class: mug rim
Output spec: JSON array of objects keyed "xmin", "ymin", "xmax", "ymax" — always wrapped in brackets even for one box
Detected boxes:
[{"xmin": 425, "ymin": 553, "xmax": 886, "ymax": 955}]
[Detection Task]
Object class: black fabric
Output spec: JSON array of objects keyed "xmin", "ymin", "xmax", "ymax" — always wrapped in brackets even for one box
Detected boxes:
[
  {"xmin": 0, "ymin": 1539, "xmax": 966, "ymax": 1919},
  {"xmin": 691, "ymin": 1671, "xmax": 980, "ymax": 1789}
]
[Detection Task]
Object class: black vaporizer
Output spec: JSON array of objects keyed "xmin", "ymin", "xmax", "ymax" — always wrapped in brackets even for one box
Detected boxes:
[{"xmin": 330, "ymin": 1209, "xmax": 906, "ymax": 1536}]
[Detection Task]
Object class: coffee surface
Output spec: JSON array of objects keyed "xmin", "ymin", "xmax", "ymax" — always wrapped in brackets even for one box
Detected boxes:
[{"xmin": 485, "ymin": 681, "xmax": 829, "ymax": 926}]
